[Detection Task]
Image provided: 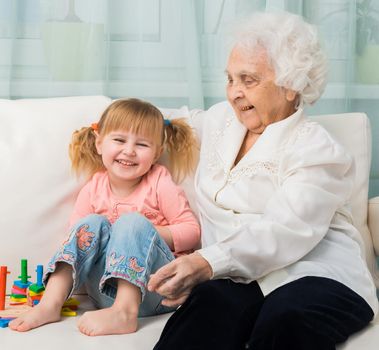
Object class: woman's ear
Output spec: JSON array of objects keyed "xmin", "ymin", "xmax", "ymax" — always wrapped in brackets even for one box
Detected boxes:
[{"xmin": 285, "ymin": 89, "xmax": 297, "ymax": 102}]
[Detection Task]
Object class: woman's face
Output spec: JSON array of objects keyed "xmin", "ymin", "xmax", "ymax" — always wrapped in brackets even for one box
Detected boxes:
[{"xmin": 226, "ymin": 46, "xmax": 297, "ymax": 135}]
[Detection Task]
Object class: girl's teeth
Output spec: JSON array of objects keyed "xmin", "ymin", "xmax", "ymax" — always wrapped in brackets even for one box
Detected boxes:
[{"xmin": 118, "ymin": 160, "xmax": 135, "ymax": 166}]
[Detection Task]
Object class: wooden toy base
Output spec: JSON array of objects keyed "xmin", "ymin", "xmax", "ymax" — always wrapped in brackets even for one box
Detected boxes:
[{"xmin": 0, "ymin": 297, "xmax": 32, "ymax": 318}]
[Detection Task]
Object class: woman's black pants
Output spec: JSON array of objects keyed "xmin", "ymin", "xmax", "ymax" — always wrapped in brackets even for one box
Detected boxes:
[{"xmin": 153, "ymin": 276, "xmax": 374, "ymax": 350}]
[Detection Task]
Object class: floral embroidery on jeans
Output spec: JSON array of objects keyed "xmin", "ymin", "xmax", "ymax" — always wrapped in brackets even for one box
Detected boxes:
[
  {"xmin": 102, "ymin": 254, "xmax": 147, "ymax": 291},
  {"xmin": 75, "ymin": 224, "xmax": 95, "ymax": 252},
  {"xmin": 60, "ymin": 228, "xmax": 76, "ymax": 247},
  {"xmin": 107, "ymin": 251, "xmax": 126, "ymax": 269},
  {"xmin": 126, "ymin": 257, "xmax": 146, "ymax": 287},
  {"xmin": 128, "ymin": 256, "xmax": 146, "ymax": 288},
  {"xmin": 128, "ymin": 257, "xmax": 145, "ymax": 273},
  {"xmin": 46, "ymin": 251, "xmax": 75, "ymax": 274}
]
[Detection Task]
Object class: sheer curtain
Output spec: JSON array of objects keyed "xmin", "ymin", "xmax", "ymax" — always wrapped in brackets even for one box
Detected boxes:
[{"xmin": 0, "ymin": 0, "xmax": 378, "ymax": 195}]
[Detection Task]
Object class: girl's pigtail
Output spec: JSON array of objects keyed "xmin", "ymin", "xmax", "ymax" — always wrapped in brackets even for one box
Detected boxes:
[
  {"xmin": 69, "ymin": 126, "xmax": 104, "ymax": 179},
  {"xmin": 164, "ymin": 119, "xmax": 198, "ymax": 183}
]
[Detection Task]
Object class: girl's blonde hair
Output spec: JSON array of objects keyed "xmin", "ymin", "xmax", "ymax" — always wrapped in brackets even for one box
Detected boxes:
[{"xmin": 69, "ymin": 98, "xmax": 198, "ymax": 183}]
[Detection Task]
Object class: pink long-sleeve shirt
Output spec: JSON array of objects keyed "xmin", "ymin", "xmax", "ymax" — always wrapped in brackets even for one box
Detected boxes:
[{"xmin": 69, "ymin": 164, "xmax": 200, "ymax": 254}]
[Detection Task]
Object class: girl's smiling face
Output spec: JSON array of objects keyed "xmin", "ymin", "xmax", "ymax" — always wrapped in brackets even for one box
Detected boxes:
[{"xmin": 96, "ymin": 130, "xmax": 162, "ymax": 189}]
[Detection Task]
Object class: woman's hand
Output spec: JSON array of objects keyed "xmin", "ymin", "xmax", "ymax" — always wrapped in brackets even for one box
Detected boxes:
[{"xmin": 147, "ymin": 252, "xmax": 213, "ymax": 307}]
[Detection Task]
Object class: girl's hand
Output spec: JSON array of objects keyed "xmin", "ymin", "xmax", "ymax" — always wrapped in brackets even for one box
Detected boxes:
[{"xmin": 147, "ymin": 252, "xmax": 213, "ymax": 307}]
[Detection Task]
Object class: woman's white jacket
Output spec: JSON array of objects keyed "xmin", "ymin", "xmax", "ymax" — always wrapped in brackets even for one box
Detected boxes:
[{"xmin": 180, "ymin": 101, "xmax": 378, "ymax": 315}]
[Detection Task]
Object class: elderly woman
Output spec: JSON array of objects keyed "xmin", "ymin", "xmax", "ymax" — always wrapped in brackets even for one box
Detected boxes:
[{"xmin": 148, "ymin": 11, "xmax": 378, "ymax": 350}]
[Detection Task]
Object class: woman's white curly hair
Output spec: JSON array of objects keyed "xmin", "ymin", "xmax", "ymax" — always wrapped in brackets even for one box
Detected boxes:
[{"xmin": 229, "ymin": 11, "xmax": 328, "ymax": 107}]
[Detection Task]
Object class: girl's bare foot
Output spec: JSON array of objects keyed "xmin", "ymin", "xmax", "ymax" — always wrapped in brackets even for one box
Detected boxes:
[
  {"xmin": 9, "ymin": 263, "xmax": 73, "ymax": 332},
  {"xmin": 77, "ymin": 306, "xmax": 138, "ymax": 336},
  {"xmin": 8, "ymin": 303, "xmax": 62, "ymax": 332}
]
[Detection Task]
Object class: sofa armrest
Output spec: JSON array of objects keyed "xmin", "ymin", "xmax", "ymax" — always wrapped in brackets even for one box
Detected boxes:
[{"xmin": 368, "ymin": 196, "xmax": 379, "ymax": 256}]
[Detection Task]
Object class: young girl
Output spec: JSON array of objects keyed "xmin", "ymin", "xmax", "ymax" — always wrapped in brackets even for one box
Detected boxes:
[{"xmin": 9, "ymin": 98, "xmax": 200, "ymax": 336}]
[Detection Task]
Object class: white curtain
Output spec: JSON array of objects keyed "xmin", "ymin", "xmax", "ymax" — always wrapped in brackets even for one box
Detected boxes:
[{"xmin": 1, "ymin": 0, "xmax": 378, "ymax": 195}]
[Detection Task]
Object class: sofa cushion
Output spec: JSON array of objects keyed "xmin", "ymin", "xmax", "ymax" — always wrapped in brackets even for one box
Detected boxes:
[
  {"xmin": 312, "ymin": 113, "xmax": 379, "ymax": 286},
  {"xmin": 0, "ymin": 96, "xmax": 112, "ymax": 291},
  {"xmin": 369, "ymin": 196, "xmax": 379, "ymax": 256}
]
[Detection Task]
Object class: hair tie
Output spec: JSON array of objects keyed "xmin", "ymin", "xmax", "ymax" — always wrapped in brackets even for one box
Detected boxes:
[
  {"xmin": 91, "ymin": 123, "xmax": 99, "ymax": 131},
  {"xmin": 163, "ymin": 119, "xmax": 171, "ymax": 126}
]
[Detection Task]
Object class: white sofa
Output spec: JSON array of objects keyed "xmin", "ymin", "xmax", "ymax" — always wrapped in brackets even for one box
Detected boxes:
[{"xmin": 0, "ymin": 95, "xmax": 378, "ymax": 350}]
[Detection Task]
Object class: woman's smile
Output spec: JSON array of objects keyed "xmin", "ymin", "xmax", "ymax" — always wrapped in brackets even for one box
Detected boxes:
[{"xmin": 240, "ymin": 104, "xmax": 254, "ymax": 111}]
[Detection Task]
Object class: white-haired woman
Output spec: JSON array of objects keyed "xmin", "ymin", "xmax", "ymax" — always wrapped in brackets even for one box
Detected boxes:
[{"xmin": 149, "ymin": 11, "xmax": 378, "ymax": 349}]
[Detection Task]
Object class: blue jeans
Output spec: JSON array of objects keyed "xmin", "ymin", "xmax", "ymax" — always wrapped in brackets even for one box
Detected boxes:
[{"xmin": 45, "ymin": 213, "xmax": 175, "ymax": 317}]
